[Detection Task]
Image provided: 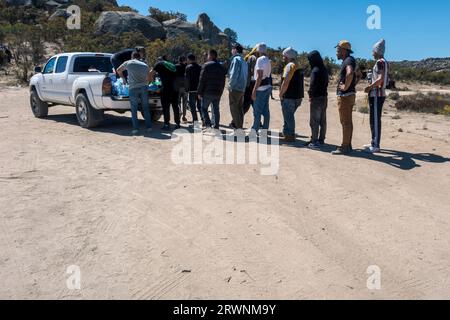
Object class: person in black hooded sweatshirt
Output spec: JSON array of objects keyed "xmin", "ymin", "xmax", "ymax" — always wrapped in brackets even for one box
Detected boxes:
[{"xmin": 307, "ymin": 50, "xmax": 329, "ymax": 149}]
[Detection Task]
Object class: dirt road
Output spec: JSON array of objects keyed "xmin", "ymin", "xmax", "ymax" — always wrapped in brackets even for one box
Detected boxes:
[{"xmin": 0, "ymin": 85, "xmax": 449, "ymax": 299}]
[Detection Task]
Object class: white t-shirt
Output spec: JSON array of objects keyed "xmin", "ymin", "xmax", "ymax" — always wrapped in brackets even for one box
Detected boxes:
[{"xmin": 254, "ymin": 55, "xmax": 272, "ymax": 91}]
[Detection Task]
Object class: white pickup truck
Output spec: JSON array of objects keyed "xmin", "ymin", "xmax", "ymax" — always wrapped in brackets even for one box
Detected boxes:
[{"xmin": 29, "ymin": 52, "xmax": 162, "ymax": 128}]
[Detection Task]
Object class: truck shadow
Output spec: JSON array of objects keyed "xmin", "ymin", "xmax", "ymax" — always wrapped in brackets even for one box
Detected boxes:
[{"xmin": 44, "ymin": 113, "xmax": 172, "ymax": 140}]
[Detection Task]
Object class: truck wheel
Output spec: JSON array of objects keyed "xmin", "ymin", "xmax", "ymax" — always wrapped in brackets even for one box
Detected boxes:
[
  {"xmin": 75, "ymin": 93, "xmax": 104, "ymax": 128},
  {"xmin": 141, "ymin": 110, "xmax": 162, "ymax": 122},
  {"xmin": 30, "ymin": 89, "xmax": 49, "ymax": 118},
  {"xmin": 151, "ymin": 111, "xmax": 163, "ymax": 122}
]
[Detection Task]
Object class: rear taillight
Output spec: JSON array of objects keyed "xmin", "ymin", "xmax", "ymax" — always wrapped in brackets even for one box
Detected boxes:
[{"xmin": 102, "ymin": 77, "xmax": 112, "ymax": 96}]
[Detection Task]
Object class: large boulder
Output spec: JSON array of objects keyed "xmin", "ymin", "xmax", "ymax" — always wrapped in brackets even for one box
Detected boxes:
[
  {"xmin": 163, "ymin": 19, "xmax": 201, "ymax": 41},
  {"xmin": 94, "ymin": 11, "xmax": 166, "ymax": 41}
]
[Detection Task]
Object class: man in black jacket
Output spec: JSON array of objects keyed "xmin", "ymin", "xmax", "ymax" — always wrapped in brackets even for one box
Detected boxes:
[
  {"xmin": 307, "ymin": 50, "xmax": 329, "ymax": 149},
  {"xmin": 185, "ymin": 54, "xmax": 203, "ymax": 126},
  {"xmin": 197, "ymin": 49, "xmax": 226, "ymax": 131},
  {"xmin": 111, "ymin": 47, "xmax": 145, "ymax": 78}
]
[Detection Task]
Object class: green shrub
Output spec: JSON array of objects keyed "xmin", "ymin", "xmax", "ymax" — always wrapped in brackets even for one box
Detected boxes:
[
  {"xmin": 395, "ymin": 93, "xmax": 450, "ymax": 115},
  {"xmin": 388, "ymin": 92, "xmax": 401, "ymax": 101},
  {"xmin": 358, "ymin": 105, "xmax": 369, "ymax": 114}
]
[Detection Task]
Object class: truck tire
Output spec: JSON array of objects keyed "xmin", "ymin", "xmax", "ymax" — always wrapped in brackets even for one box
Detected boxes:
[
  {"xmin": 75, "ymin": 93, "xmax": 104, "ymax": 128},
  {"xmin": 151, "ymin": 111, "xmax": 163, "ymax": 122},
  {"xmin": 141, "ymin": 110, "xmax": 163, "ymax": 122},
  {"xmin": 30, "ymin": 89, "xmax": 49, "ymax": 118}
]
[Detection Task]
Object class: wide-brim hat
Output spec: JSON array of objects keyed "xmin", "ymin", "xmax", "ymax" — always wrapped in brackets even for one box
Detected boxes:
[{"xmin": 335, "ymin": 40, "xmax": 354, "ymax": 54}]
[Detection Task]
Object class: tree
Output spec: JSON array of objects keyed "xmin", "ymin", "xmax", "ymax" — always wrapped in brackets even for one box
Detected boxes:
[
  {"xmin": 148, "ymin": 7, "xmax": 187, "ymax": 23},
  {"xmin": 1, "ymin": 23, "xmax": 45, "ymax": 82},
  {"xmin": 223, "ymin": 28, "xmax": 238, "ymax": 43}
]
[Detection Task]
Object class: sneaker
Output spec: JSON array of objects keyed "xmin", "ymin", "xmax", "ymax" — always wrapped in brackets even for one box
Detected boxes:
[
  {"xmin": 308, "ymin": 142, "xmax": 320, "ymax": 149},
  {"xmin": 365, "ymin": 146, "xmax": 381, "ymax": 153},
  {"xmin": 318, "ymin": 140, "xmax": 326, "ymax": 145},
  {"xmin": 131, "ymin": 129, "xmax": 140, "ymax": 136},
  {"xmin": 202, "ymin": 127, "xmax": 213, "ymax": 134},
  {"xmin": 229, "ymin": 122, "xmax": 237, "ymax": 129},
  {"xmin": 331, "ymin": 146, "xmax": 352, "ymax": 155},
  {"xmin": 363, "ymin": 144, "xmax": 373, "ymax": 150}
]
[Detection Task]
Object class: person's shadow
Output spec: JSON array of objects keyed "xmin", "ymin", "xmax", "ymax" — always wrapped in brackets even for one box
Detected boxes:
[
  {"xmin": 349, "ymin": 149, "xmax": 450, "ymax": 170},
  {"xmin": 260, "ymin": 134, "xmax": 450, "ymax": 171}
]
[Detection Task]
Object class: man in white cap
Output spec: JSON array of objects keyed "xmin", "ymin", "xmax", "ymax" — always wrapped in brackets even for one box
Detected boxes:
[
  {"xmin": 279, "ymin": 47, "xmax": 304, "ymax": 142},
  {"xmin": 364, "ymin": 39, "xmax": 389, "ymax": 153},
  {"xmin": 251, "ymin": 43, "xmax": 272, "ymax": 135}
]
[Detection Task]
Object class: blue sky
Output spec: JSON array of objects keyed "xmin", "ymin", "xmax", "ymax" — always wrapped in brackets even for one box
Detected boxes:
[{"xmin": 117, "ymin": 0, "xmax": 450, "ymax": 61}]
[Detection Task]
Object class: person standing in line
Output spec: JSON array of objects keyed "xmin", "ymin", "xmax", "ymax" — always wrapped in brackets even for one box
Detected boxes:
[
  {"xmin": 364, "ymin": 39, "xmax": 389, "ymax": 153},
  {"xmin": 228, "ymin": 43, "xmax": 248, "ymax": 132},
  {"xmin": 175, "ymin": 56, "xmax": 189, "ymax": 124},
  {"xmin": 279, "ymin": 47, "xmax": 304, "ymax": 142},
  {"xmin": 185, "ymin": 53, "xmax": 203, "ymax": 127},
  {"xmin": 116, "ymin": 51, "xmax": 153, "ymax": 135},
  {"xmin": 149, "ymin": 56, "xmax": 180, "ymax": 131},
  {"xmin": 242, "ymin": 46, "xmax": 258, "ymax": 117},
  {"xmin": 307, "ymin": 50, "xmax": 329, "ymax": 149},
  {"xmin": 332, "ymin": 40, "xmax": 357, "ymax": 155},
  {"xmin": 197, "ymin": 49, "xmax": 227, "ymax": 132},
  {"xmin": 251, "ymin": 43, "xmax": 272, "ymax": 135}
]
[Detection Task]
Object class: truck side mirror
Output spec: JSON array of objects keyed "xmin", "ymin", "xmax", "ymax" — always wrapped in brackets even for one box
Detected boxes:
[{"xmin": 34, "ymin": 66, "xmax": 42, "ymax": 73}]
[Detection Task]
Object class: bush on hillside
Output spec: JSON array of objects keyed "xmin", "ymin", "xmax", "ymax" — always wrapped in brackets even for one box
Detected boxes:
[{"xmin": 395, "ymin": 93, "xmax": 450, "ymax": 115}]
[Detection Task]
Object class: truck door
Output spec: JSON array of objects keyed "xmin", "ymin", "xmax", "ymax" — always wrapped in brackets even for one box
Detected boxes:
[
  {"xmin": 40, "ymin": 57, "xmax": 57, "ymax": 101},
  {"xmin": 52, "ymin": 56, "xmax": 70, "ymax": 104}
]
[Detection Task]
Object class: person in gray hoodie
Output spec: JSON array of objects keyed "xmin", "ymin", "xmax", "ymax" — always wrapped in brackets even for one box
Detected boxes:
[{"xmin": 307, "ymin": 50, "xmax": 329, "ymax": 149}]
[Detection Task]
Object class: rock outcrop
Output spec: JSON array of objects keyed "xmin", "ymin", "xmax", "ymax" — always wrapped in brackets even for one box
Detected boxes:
[
  {"xmin": 163, "ymin": 19, "xmax": 201, "ymax": 41},
  {"xmin": 94, "ymin": 11, "xmax": 166, "ymax": 41},
  {"xmin": 196, "ymin": 13, "xmax": 229, "ymax": 45}
]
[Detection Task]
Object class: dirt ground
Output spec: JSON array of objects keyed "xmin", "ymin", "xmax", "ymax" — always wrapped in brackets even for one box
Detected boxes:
[{"xmin": 0, "ymin": 81, "xmax": 450, "ymax": 300}]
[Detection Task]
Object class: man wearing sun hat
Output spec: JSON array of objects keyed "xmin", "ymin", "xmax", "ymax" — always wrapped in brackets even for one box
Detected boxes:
[{"xmin": 332, "ymin": 40, "xmax": 357, "ymax": 155}]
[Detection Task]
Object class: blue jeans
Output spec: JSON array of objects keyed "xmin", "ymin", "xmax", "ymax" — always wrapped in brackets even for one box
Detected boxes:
[
  {"xmin": 129, "ymin": 86, "xmax": 152, "ymax": 130},
  {"xmin": 252, "ymin": 87, "xmax": 272, "ymax": 131},
  {"xmin": 202, "ymin": 95, "xmax": 221, "ymax": 129},
  {"xmin": 281, "ymin": 98, "xmax": 302, "ymax": 137}
]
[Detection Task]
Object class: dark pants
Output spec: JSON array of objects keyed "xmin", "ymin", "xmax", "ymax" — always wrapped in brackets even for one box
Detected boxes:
[
  {"xmin": 179, "ymin": 88, "xmax": 188, "ymax": 118},
  {"xmin": 310, "ymin": 97, "xmax": 328, "ymax": 143},
  {"xmin": 161, "ymin": 89, "xmax": 180, "ymax": 126},
  {"xmin": 369, "ymin": 96, "xmax": 386, "ymax": 148},
  {"xmin": 243, "ymin": 80, "xmax": 255, "ymax": 115},
  {"xmin": 202, "ymin": 95, "xmax": 221, "ymax": 129},
  {"xmin": 229, "ymin": 90, "xmax": 245, "ymax": 129},
  {"xmin": 188, "ymin": 92, "xmax": 203, "ymax": 122}
]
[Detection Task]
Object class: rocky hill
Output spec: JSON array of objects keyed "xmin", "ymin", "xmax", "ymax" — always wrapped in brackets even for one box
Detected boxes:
[
  {"xmin": 94, "ymin": 11, "xmax": 229, "ymax": 45},
  {"xmin": 392, "ymin": 58, "xmax": 450, "ymax": 72}
]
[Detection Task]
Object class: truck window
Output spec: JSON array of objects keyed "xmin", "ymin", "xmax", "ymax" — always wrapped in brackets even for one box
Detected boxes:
[
  {"xmin": 73, "ymin": 56, "xmax": 113, "ymax": 73},
  {"xmin": 55, "ymin": 56, "xmax": 68, "ymax": 74},
  {"xmin": 43, "ymin": 57, "xmax": 57, "ymax": 74}
]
